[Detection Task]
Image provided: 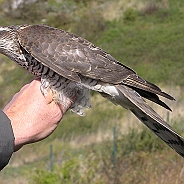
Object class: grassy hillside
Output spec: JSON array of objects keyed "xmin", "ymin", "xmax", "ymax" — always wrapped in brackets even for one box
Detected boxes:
[{"xmin": 0, "ymin": 0, "xmax": 184, "ymax": 183}]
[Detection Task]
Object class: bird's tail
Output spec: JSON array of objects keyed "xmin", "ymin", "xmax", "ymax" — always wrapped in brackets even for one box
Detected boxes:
[{"xmin": 116, "ymin": 85, "xmax": 184, "ymax": 157}]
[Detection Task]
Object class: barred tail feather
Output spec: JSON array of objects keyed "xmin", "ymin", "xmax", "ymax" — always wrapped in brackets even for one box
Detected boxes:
[
  {"xmin": 116, "ymin": 85, "xmax": 184, "ymax": 157},
  {"xmin": 131, "ymin": 109, "xmax": 184, "ymax": 157}
]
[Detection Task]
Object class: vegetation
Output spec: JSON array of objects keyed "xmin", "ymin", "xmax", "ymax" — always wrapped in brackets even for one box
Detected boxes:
[{"xmin": 0, "ymin": 0, "xmax": 184, "ymax": 183}]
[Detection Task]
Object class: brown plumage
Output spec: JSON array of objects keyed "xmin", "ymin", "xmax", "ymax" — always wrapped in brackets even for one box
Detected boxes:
[{"xmin": 0, "ymin": 24, "xmax": 183, "ymax": 157}]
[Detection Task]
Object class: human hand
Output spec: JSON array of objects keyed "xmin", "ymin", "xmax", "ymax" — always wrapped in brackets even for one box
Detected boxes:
[{"xmin": 3, "ymin": 79, "xmax": 72, "ymax": 151}]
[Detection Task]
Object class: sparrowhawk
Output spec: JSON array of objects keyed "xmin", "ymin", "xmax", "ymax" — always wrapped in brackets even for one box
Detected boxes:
[{"xmin": 0, "ymin": 24, "xmax": 183, "ymax": 157}]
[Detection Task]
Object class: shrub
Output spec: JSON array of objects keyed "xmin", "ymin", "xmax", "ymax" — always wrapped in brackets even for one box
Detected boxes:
[{"xmin": 123, "ymin": 8, "xmax": 137, "ymax": 23}]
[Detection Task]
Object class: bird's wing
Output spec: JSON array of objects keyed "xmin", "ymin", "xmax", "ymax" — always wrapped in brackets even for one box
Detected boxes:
[
  {"xmin": 17, "ymin": 24, "xmax": 174, "ymax": 101},
  {"xmin": 17, "ymin": 24, "xmax": 183, "ymax": 155},
  {"xmin": 116, "ymin": 85, "xmax": 184, "ymax": 157},
  {"xmin": 129, "ymin": 87, "xmax": 173, "ymax": 111},
  {"xmin": 17, "ymin": 24, "xmax": 135, "ymax": 83}
]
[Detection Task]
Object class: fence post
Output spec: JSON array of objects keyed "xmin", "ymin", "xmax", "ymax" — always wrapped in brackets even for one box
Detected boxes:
[
  {"xmin": 50, "ymin": 144, "xmax": 53, "ymax": 172},
  {"xmin": 113, "ymin": 127, "xmax": 117, "ymax": 170},
  {"xmin": 113, "ymin": 127, "xmax": 117, "ymax": 183}
]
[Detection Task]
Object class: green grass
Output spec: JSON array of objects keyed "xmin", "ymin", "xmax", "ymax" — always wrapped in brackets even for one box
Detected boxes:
[
  {"xmin": 95, "ymin": 4, "xmax": 184, "ymax": 86},
  {"xmin": 2, "ymin": 121, "xmax": 183, "ymax": 184}
]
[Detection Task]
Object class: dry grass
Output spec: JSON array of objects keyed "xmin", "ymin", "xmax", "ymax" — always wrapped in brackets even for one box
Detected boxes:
[{"xmin": 101, "ymin": 0, "xmax": 169, "ymax": 21}]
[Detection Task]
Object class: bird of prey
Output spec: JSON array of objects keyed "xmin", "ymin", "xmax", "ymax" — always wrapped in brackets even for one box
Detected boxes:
[{"xmin": 0, "ymin": 24, "xmax": 183, "ymax": 157}]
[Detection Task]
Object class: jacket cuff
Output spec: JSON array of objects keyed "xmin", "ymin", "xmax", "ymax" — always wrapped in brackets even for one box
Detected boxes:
[{"xmin": 0, "ymin": 110, "xmax": 15, "ymax": 170}]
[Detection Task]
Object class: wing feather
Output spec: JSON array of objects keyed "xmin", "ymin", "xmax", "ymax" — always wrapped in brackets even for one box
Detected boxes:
[
  {"xmin": 17, "ymin": 24, "xmax": 135, "ymax": 83},
  {"xmin": 18, "ymin": 24, "xmax": 174, "ymax": 103}
]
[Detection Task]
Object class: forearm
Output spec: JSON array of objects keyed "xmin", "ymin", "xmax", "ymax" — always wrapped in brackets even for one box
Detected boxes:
[
  {"xmin": 0, "ymin": 79, "xmax": 72, "ymax": 170},
  {"xmin": 0, "ymin": 110, "xmax": 15, "ymax": 170}
]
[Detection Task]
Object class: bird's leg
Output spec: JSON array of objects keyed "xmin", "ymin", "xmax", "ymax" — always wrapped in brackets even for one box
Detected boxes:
[
  {"xmin": 40, "ymin": 77, "xmax": 53, "ymax": 103},
  {"xmin": 40, "ymin": 75, "xmax": 78, "ymax": 109}
]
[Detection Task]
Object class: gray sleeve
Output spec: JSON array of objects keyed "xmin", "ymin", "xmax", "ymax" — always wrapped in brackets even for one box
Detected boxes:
[{"xmin": 0, "ymin": 110, "xmax": 15, "ymax": 170}]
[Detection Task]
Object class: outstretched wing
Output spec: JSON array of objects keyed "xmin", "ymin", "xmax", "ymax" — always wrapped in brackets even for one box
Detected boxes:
[{"xmin": 116, "ymin": 85, "xmax": 184, "ymax": 157}]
